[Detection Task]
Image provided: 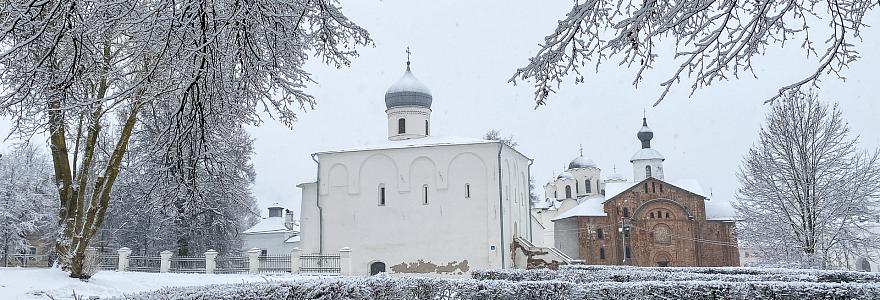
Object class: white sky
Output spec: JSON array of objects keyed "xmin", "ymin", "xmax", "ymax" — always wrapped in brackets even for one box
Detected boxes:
[{"xmin": 2, "ymin": 1, "xmax": 879, "ymax": 218}]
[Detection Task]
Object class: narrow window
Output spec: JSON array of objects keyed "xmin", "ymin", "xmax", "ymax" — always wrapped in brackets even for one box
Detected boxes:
[
  {"xmin": 585, "ymin": 180, "xmax": 592, "ymax": 193},
  {"xmin": 554, "ymin": 191, "xmax": 557, "ymax": 198},
  {"xmin": 666, "ymin": 212, "xmax": 671, "ymax": 219},
  {"xmin": 597, "ymin": 228, "xmax": 604, "ymax": 240},
  {"xmin": 644, "ymin": 183, "xmax": 649, "ymax": 193},
  {"xmin": 650, "ymin": 212, "xmax": 655, "ymax": 219},
  {"xmin": 423, "ymin": 185, "xmax": 429, "ymax": 205},
  {"xmin": 646, "ymin": 165, "xmax": 652, "ymax": 178},
  {"xmin": 378, "ymin": 184, "xmax": 386, "ymax": 206},
  {"xmin": 398, "ymin": 118, "xmax": 406, "ymax": 134},
  {"xmin": 652, "ymin": 182, "xmax": 656, "ymax": 193},
  {"xmin": 623, "ymin": 207, "xmax": 630, "ymax": 218},
  {"xmin": 465, "ymin": 184, "xmax": 471, "ymax": 198},
  {"xmin": 565, "ymin": 186, "xmax": 572, "ymax": 199},
  {"xmin": 425, "ymin": 120, "xmax": 429, "ymax": 135},
  {"xmin": 659, "ymin": 184, "xmax": 663, "ymax": 192},
  {"xmin": 599, "ymin": 247, "xmax": 606, "ymax": 259},
  {"xmin": 625, "ymin": 247, "xmax": 632, "ymax": 259},
  {"xmin": 575, "ymin": 181, "xmax": 579, "ymax": 193}
]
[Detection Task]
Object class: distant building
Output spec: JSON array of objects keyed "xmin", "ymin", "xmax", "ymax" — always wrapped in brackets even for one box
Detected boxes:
[
  {"xmin": 297, "ymin": 59, "xmax": 532, "ymax": 275},
  {"xmin": 534, "ymin": 118, "xmax": 740, "ymax": 267},
  {"xmin": 241, "ymin": 204, "xmax": 300, "ymax": 256}
]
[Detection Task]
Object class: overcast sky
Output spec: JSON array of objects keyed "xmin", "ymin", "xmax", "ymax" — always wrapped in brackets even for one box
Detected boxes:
[{"xmin": 2, "ymin": 1, "xmax": 879, "ymax": 219}]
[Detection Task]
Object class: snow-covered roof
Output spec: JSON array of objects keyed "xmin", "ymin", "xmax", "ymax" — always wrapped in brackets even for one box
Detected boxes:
[
  {"xmin": 669, "ymin": 179, "xmax": 708, "ymax": 198},
  {"xmin": 242, "ymin": 217, "xmax": 298, "ymax": 234},
  {"xmin": 630, "ymin": 148, "xmax": 665, "ymax": 162},
  {"xmin": 604, "ymin": 181, "xmax": 631, "ymax": 200},
  {"xmin": 552, "ymin": 195, "xmax": 607, "ymax": 220},
  {"xmin": 316, "ymin": 136, "xmax": 497, "ymax": 154}
]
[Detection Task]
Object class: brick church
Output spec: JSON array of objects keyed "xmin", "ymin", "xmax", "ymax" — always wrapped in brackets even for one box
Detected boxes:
[{"xmin": 534, "ymin": 118, "xmax": 740, "ymax": 267}]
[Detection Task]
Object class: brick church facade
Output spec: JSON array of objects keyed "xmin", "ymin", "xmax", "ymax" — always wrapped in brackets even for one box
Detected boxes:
[
  {"xmin": 556, "ymin": 177, "xmax": 740, "ymax": 267},
  {"xmin": 541, "ymin": 117, "xmax": 739, "ymax": 267}
]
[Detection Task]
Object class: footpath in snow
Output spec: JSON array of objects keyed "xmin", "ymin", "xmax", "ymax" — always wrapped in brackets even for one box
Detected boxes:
[{"xmin": 0, "ymin": 267, "xmax": 310, "ymax": 300}]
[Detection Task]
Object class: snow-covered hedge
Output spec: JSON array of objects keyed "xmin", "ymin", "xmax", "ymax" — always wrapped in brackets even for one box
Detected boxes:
[
  {"xmin": 473, "ymin": 265, "xmax": 880, "ymax": 283},
  {"xmin": 117, "ymin": 275, "xmax": 880, "ymax": 300}
]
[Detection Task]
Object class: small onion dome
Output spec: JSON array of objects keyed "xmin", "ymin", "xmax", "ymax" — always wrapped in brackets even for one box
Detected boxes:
[
  {"xmin": 568, "ymin": 156, "xmax": 597, "ymax": 169},
  {"xmin": 606, "ymin": 171, "xmax": 626, "ymax": 182},
  {"xmin": 385, "ymin": 64, "xmax": 432, "ymax": 109},
  {"xmin": 630, "ymin": 148, "xmax": 665, "ymax": 162},
  {"xmin": 557, "ymin": 171, "xmax": 575, "ymax": 180},
  {"xmin": 638, "ymin": 117, "xmax": 654, "ymax": 149}
]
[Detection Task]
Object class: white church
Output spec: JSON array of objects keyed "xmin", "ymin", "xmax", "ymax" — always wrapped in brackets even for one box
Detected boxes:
[{"xmin": 295, "ymin": 59, "xmax": 534, "ymax": 275}]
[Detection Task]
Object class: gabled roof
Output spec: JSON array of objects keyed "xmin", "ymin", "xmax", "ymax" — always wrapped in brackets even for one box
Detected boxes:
[
  {"xmin": 552, "ymin": 195, "xmax": 607, "ymax": 220},
  {"xmin": 604, "ymin": 177, "xmax": 708, "ymax": 204},
  {"xmin": 242, "ymin": 217, "xmax": 299, "ymax": 234}
]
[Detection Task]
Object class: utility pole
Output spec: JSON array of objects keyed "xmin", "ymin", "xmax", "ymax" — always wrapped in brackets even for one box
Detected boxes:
[{"xmin": 619, "ymin": 216, "xmax": 631, "ymax": 265}]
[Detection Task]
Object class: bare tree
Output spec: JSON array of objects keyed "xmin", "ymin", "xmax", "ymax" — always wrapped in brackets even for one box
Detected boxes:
[
  {"xmin": 511, "ymin": 0, "xmax": 876, "ymax": 107},
  {"xmin": 0, "ymin": 0, "xmax": 370, "ymax": 278},
  {"xmin": 734, "ymin": 91, "xmax": 880, "ymax": 268}
]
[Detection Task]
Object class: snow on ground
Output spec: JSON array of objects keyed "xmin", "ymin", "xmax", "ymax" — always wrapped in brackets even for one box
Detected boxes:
[{"xmin": 0, "ymin": 268, "xmax": 312, "ymax": 300}]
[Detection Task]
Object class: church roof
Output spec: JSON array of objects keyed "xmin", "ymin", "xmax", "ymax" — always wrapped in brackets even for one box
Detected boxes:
[
  {"xmin": 385, "ymin": 64, "xmax": 432, "ymax": 109},
  {"xmin": 552, "ymin": 195, "xmax": 607, "ymax": 220},
  {"xmin": 630, "ymin": 148, "xmax": 665, "ymax": 162},
  {"xmin": 315, "ymin": 136, "xmax": 498, "ymax": 155},
  {"xmin": 243, "ymin": 217, "xmax": 298, "ymax": 234}
]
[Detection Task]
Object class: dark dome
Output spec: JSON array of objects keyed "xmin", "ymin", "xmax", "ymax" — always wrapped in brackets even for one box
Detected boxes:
[
  {"xmin": 385, "ymin": 65, "xmax": 432, "ymax": 109},
  {"xmin": 637, "ymin": 117, "xmax": 653, "ymax": 148}
]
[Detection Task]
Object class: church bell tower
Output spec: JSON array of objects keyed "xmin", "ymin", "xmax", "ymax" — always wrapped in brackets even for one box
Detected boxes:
[{"xmin": 384, "ymin": 48, "xmax": 432, "ymax": 141}]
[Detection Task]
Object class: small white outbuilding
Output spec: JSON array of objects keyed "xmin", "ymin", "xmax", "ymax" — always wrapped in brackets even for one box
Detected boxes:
[{"xmin": 241, "ymin": 204, "xmax": 300, "ymax": 256}]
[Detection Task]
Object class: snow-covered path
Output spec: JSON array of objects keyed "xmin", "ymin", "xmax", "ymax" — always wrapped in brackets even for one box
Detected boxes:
[{"xmin": 0, "ymin": 268, "xmax": 311, "ymax": 299}]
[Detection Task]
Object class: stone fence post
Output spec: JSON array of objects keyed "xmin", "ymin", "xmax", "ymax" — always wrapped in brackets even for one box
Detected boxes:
[
  {"xmin": 117, "ymin": 247, "xmax": 132, "ymax": 271},
  {"xmin": 339, "ymin": 247, "xmax": 352, "ymax": 276},
  {"xmin": 159, "ymin": 250, "xmax": 173, "ymax": 273},
  {"xmin": 290, "ymin": 248, "xmax": 302, "ymax": 274},
  {"xmin": 204, "ymin": 249, "xmax": 218, "ymax": 274},
  {"xmin": 247, "ymin": 248, "xmax": 261, "ymax": 274}
]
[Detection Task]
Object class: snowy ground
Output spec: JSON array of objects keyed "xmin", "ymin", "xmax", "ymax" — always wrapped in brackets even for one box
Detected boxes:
[{"xmin": 0, "ymin": 268, "xmax": 312, "ymax": 300}]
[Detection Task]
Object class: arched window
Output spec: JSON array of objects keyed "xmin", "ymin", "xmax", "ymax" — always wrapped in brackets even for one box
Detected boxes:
[
  {"xmin": 623, "ymin": 207, "xmax": 630, "ymax": 218},
  {"xmin": 585, "ymin": 180, "xmax": 592, "ymax": 193},
  {"xmin": 422, "ymin": 184, "xmax": 429, "ymax": 205},
  {"xmin": 565, "ymin": 186, "xmax": 572, "ymax": 199},
  {"xmin": 599, "ymin": 247, "xmax": 606, "ymax": 259},
  {"xmin": 650, "ymin": 212, "xmax": 655, "ymax": 219},
  {"xmin": 596, "ymin": 228, "xmax": 604, "ymax": 240},
  {"xmin": 425, "ymin": 120, "xmax": 429, "ymax": 135},
  {"xmin": 465, "ymin": 184, "xmax": 471, "ymax": 198},
  {"xmin": 646, "ymin": 165, "xmax": 652, "ymax": 178},
  {"xmin": 654, "ymin": 224, "xmax": 672, "ymax": 245},
  {"xmin": 666, "ymin": 212, "xmax": 671, "ymax": 219},
  {"xmin": 378, "ymin": 184, "xmax": 386, "ymax": 206},
  {"xmin": 659, "ymin": 184, "xmax": 663, "ymax": 192},
  {"xmin": 652, "ymin": 182, "xmax": 656, "ymax": 193},
  {"xmin": 554, "ymin": 191, "xmax": 557, "ymax": 198},
  {"xmin": 398, "ymin": 118, "xmax": 406, "ymax": 134},
  {"xmin": 575, "ymin": 181, "xmax": 579, "ymax": 193},
  {"xmin": 644, "ymin": 182, "xmax": 649, "ymax": 193}
]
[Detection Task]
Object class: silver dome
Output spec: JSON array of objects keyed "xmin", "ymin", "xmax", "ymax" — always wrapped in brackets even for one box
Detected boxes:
[
  {"xmin": 568, "ymin": 156, "xmax": 597, "ymax": 169},
  {"xmin": 385, "ymin": 65, "xmax": 432, "ymax": 109},
  {"xmin": 557, "ymin": 171, "xmax": 575, "ymax": 180}
]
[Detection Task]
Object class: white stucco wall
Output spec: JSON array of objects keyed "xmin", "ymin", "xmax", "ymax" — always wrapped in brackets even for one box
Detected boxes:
[
  {"xmin": 299, "ymin": 141, "xmax": 531, "ymax": 275},
  {"xmin": 632, "ymin": 158, "xmax": 664, "ymax": 182},
  {"xmin": 386, "ymin": 106, "xmax": 431, "ymax": 140},
  {"xmin": 242, "ymin": 232, "xmax": 300, "ymax": 256}
]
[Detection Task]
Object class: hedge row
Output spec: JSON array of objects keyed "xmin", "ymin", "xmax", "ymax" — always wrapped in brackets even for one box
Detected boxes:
[
  {"xmin": 118, "ymin": 275, "xmax": 880, "ymax": 300},
  {"xmin": 473, "ymin": 265, "xmax": 880, "ymax": 284}
]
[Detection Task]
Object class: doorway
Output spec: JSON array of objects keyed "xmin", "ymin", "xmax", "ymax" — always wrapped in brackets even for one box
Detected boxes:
[{"xmin": 370, "ymin": 261, "xmax": 386, "ymax": 275}]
